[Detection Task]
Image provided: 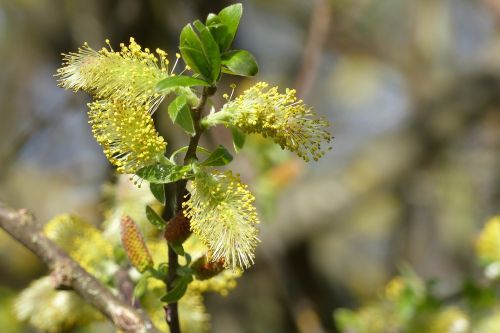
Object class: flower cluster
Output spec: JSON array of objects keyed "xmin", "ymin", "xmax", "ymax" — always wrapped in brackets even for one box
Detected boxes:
[
  {"xmin": 476, "ymin": 216, "xmax": 500, "ymax": 264},
  {"xmin": 183, "ymin": 171, "xmax": 260, "ymax": 269},
  {"xmin": 205, "ymin": 82, "xmax": 332, "ymax": 161},
  {"xmin": 15, "ymin": 277, "xmax": 101, "ymax": 333},
  {"xmin": 57, "ymin": 38, "xmax": 170, "ymax": 110},
  {"xmin": 44, "ymin": 214, "xmax": 114, "ymax": 278},
  {"xmin": 88, "ymin": 100, "xmax": 166, "ymax": 174}
]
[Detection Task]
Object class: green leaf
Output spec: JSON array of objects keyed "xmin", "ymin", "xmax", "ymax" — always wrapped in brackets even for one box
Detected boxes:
[
  {"xmin": 136, "ymin": 164, "xmax": 191, "ymax": 184},
  {"xmin": 231, "ymin": 126, "xmax": 246, "ymax": 152},
  {"xmin": 160, "ymin": 276, "xmax": 192, "ymax": 304},
  {"xmin": 158, "ymin": 263, "xmax": 169, "ymax": 278},
  {"xmin": 221, "ymin": 50, "xmax": 258, "ymax": 77},
  {"xmin": 176, "ymin": 265, "xmax": 193, "ymax": 277},
  {"xmin": 197, "ymin": 24, "xmax": 221, "ymax": 82},
  {"xmin": 180, "ymin": 25, "xmax": 213, "ymax": 80},
  {"xmin": 133, "ymin": 275, "xmax": 149, "ymax": 299},
  {"xmin": 180, "ymin": 23, "xmax": 221, "ymax": 83},
  {"xmin": 170, "ymin": 242, "xmax": 185, "ymax": 256},
  {"xmin": 168, "ymin": 95, "xmax": 195, "ymax": 135},
  {"xmin": 180, "ymin": 46, "xmax": 211, "ymax": 80},
  {"xmin": 156, "ymin": 76, "xmax": 210, "ymax": 92},
  {"xmin": 201, "ymin": 145, "xmax": 233, "ymax": 166},
  {"xmin": 208, "ymin": 23, "xmax": 230, "ymax": 52},
  {"xmin": 218, "ymin": 3, "xmax": 243, "ymax": 50},
  {"xmin": 149, "ymin": 183, "xmax": 165, "ymax": 204},
  {"xmin": 145, "ymin": 205, "xmax": 167, "ymax": 229},
  {"xmin": 206, "ymin": 13, "xmax": 221, "ymax": 26}
]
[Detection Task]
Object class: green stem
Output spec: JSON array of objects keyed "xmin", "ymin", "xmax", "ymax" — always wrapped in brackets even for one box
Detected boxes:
[{"xmin": 162, "ymin": 87, "xmax": 211, "ymax": 333}]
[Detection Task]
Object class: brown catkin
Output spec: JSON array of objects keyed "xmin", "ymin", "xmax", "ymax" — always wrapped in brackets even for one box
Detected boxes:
[
  {"xmin": 164, "ymin": 211, "xmax": 192, "ymax": 244},
  {"xmin": 191, "ymin": 256, "xmax": 225, "ymax": 280}
]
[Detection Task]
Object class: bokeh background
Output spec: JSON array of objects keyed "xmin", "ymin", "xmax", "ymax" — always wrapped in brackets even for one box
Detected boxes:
[{"xmin": 0, "ymin": 0, "xmax": 499, "ymax": 332}]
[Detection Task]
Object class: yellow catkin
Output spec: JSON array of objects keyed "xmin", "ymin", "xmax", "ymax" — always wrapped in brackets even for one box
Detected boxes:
[
  {"xmin": 183, "ymin": 171, "xmax": 260, "ymax": 269},
  {"xmin": 426, "ymin": 307, "xmax": 469, "ymax": 333},
  {"xmin": 88, "ymin": 100, "xmax": 166, "ymax": 174},
  {"xmin": 57, "ymin": 38, "xmax": 169, "ymax": 111},
  {"xmin": 205, "ymin": 82, "xmax": 332, "ymax": 161},
  {"xmin": 57, "ymin": 37, "xmax": 200, "ymax": 110},
  {"xmin": 44, "ymin": 214, "xmax": 113, "ymax": 278},
  {"xmin": 120, "ymin": 216, "xmax": 154, "ymax": 273},
  {"xmin": 476, "ymin": 216, "xmax": 500, "ymax": 264},
  {"xmin": 189, "ymin": 269, "xmax": 241, "ymax": 296},
  {"xmin": 15, "ymin": 277, "xmax": 101, "ymax": 333}
]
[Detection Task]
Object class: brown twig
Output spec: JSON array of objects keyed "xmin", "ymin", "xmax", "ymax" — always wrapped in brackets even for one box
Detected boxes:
[
  {"xmin": 295, "ymin": 0, "xmax": 332, "ymax": 99},
  {"xmin": 0, "ymin": 203, "xmax": 161, "ymax": 333}
]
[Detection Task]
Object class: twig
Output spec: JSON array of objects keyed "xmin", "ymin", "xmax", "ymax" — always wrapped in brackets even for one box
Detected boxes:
[
  {"xmin": 162, "ymin": 87, "xmax": 211, "ymax": 333},
  {"xmin": 0, "ymin": 203, "xmax": 161, "ymax": 333},
  {"xmin": 295, "ymin": 0, "xmax": 332, "ymax": 99}
]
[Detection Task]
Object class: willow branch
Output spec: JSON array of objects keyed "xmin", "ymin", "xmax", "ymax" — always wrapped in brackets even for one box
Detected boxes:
[
  {"xmin": 163, "ymin": 86, "xmax": 211, "ymax": 333},
  {"xmin": 0, "ymin": 203, "xmax": 161, "ymax": 333}
]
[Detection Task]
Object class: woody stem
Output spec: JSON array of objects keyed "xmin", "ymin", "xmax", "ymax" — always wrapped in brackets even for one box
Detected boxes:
[{"xmin": 162, "ymin": 86, "xmax": 211, "ymax": 333}]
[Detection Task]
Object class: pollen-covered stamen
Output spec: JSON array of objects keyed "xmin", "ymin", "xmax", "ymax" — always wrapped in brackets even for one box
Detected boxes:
[
  {"xmin": 205, "ymin": 82, "xmax": 333, "ymax": 162},
  {"xmin": 57, "ymin": 38, "xmax": 171, "ymax": 113},
  {"xmin": 182, "ymin": 171, "xmax": 260, "ymax": 270},
  {"xmin": 88, "ymin": 100, "xmax": 167, "ymax": 174}
]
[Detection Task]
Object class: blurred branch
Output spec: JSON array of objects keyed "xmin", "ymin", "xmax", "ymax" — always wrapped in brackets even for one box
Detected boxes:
[
  {"xmin": 0, "ymin": 202, "xmax": 161, "ymax": 333},
  {"xmin": 295, "ymin": 0, "xmax": 332, "ymax": 99}
]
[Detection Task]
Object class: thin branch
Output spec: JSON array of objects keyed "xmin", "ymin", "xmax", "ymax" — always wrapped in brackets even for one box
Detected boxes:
[
  {"xmin": 162, "ymin": 86, "xmax": 211, "ymax": 333},
  {"xmin": 0, "ymin": 203, "xmax": 161, "ymax": 333},
  {"xmin": 295, "ymin": 0, "xmax": 332, "ymax": 99}
]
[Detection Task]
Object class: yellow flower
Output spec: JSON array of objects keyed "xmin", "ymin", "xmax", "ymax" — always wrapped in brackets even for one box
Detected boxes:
[
  {"xmin": 183, "ymin": 171, "xmax": 260, "ymax": 269},
  {"xmin": 44, "ymin": 214, "xmax": 113, "ymax": 279},
  {"xmin": 426, "ymin": 307, "xmax": 469, "ymax": 333},
  {"xmin": 204, "ymin": 82, "xmax": 332, "ymax": 161},
  {"xmin": 88, "ymin": 100, "xmax": 166, "ymax": 174},
  {"xmin": 57, "ymin": 38, "xmax": 198, "ymax": 111},
  {"xmin": 476, "ymin": 216, "xmax": 500, "ymax": 264},
  {"xmin": 15, "ymin": 277, "xmax": 102, "ymax": 333}
]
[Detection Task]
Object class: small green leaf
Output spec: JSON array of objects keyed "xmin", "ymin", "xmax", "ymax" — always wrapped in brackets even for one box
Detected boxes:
[
  {"xmin": 218, "ymin": 3, "xmax": 243, "ymax": 50},
  {"xmin": 170, "ymin": 242, "xmax": 185, "ymax": 256},
  {"xmin": 198, "ymin": 24, "xmax": 221, "ymax": 82},
  {"xmin": 158, "ymin": 263, "xmax": 169, "ymax": 278},
  {"xmin": 221, "ymin": 50, "xmax": 258, "ymax": 77},
  {"xmin": 168, "ymin": 95, "xmax": 195, "ymax": 135},
  {"xmin": 149, "ymin": 183, "xmax": 165, "ymax": 204},
  {"xmin": 176, "ymin": 265, "xmax": 193, "ymax": 277},
  {"xmin": 208, "ymin": 23, "xmax": 230, "ymax": 52},
  {"xmin": 145, "ymin": 205, "xmax": 167, "ymax": 229},
  {"xmin": 156, "ymin": 76, "xmax": 210, "ymax": 92},
  {"xmin": 133, "ymin": 275, "xmax": 149, "ymax": 299},
  {"xmin": 180, "ymin": 23, "xmax": 221, "ymax": 83},
  {"xmin": 136, "ymin": 164, "xmax": 191, "ymax": 184},
  {"xmin": 206, "ymin": 13, "xmax": 221, "ymax": 26},
  {"xmin": 184, "ymin": 252, "xmax": 192, "ymax": 265},
  {"xmin": 201, "ymin": 145, "xmax": 233, "ymax": 166},
  {"xmin": 180, "ymin": 46, "xmax": 211, "ymax": 79},
  {"xmin": 180, "ymin": 24, "xmax": 213, "ymax": 80},
  {"xmin": 160, "ymin": 276, "xmax": 192, "ymax": 304},
  {"xmin": 231, "ymin": 126, "xmax": 246, "ymax": 152}
]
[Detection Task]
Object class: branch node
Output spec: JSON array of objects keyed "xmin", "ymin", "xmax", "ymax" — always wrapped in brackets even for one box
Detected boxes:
[{"xmin": 50, "ymin": 258, "xmax": 74, "ymax": 290}]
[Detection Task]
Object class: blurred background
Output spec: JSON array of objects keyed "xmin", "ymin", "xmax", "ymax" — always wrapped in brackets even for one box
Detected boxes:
[{"xmin": 0, "ymin": 0, "xmax": 499, "ymax": 332}]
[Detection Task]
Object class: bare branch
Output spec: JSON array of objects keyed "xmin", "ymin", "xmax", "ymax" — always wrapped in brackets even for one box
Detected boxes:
[{"xmin": 0, "ymin": 203, "xmax": 162, "ymax": 333}]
